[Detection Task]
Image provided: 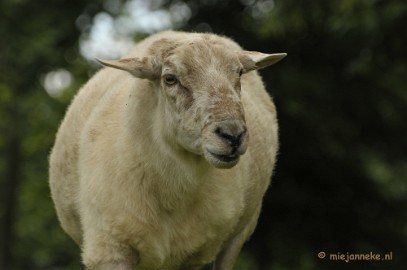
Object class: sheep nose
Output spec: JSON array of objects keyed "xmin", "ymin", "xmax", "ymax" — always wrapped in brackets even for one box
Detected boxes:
[{"xmin": 214, "ymin": 120, "xmax": 247, "ymax": 150}]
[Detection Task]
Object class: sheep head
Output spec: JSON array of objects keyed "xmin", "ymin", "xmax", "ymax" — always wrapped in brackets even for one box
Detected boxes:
[{"xmin": 98, "ymin": 36, "xmax": 286, "ymax": 169}]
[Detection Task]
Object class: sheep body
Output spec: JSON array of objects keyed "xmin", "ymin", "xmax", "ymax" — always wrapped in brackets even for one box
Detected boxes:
[{"xmin": 49, "ymin": 31, "xmax": 284, "ymax": 269}]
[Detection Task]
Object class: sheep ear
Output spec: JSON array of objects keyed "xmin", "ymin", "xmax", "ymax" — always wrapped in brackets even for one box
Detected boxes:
[
  {"xmin": 96, "ymin": 57, "xmax": 160, "ymax": 79},
  {"xmin": 239, "ymin": 51, "xmax": 287, "ymax": 73}
]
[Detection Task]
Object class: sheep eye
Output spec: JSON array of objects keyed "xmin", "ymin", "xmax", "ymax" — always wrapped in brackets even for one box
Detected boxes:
[
  {"xmin": 239, "ymin": 69, "xmax": 243, "ymax": 77},
  {"xmin": 163, "ymin": 74, "xmax": 178, "ymax": 86}
]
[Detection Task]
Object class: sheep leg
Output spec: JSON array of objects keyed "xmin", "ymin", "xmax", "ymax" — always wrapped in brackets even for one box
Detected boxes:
[
  {"xmin": 57, "ymin": 207, "xmax": 83, "ymax": 245},
  {"xmin": 212, "ymin": 232, "xmax": 247, "ymax": 270},
  {"xmin": 212, "ymin": 209, "xmax": 261, "ymax": 270},
  {"xmin": 81, "ymin": 217, "xmax": 137, "ymax": 269},
  {"xmin": 87, "ymin": 260, "xmax": 133, "ymax": 270},
  {"xmin": 82, "ymin": 235, "xmax": 137, "ymax": 270}
]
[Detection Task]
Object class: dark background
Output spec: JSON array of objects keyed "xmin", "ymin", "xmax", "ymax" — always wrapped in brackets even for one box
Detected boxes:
[{"xmin": 1, "ymin": 0, "xmax": 406, "ymax": 269}]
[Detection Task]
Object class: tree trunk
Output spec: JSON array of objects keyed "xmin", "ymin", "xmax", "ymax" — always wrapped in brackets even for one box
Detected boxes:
[{"xmin": 0, "ymin": 108, "xmax": 22, "ymax": 270}]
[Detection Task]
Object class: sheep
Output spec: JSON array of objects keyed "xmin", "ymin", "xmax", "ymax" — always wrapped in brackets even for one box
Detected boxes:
[{"xmin": 49, "ymin": 30, "xmax": 286, "ymax": 270}]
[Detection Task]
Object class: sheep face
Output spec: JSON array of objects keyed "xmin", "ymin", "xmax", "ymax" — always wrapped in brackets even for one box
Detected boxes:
[
  {"xmin": 97, "ymin": 36, "xmax": 286, "ymax": 169},
  {"xmin": 159, "ymin": 41, "xmax": 249, "ymax": 168}
]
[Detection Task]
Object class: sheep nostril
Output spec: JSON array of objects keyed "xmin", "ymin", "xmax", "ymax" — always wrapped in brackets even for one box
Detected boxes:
[{"xmin": 215, "ymin": 127, "xmax": 245, "ymax": 149}]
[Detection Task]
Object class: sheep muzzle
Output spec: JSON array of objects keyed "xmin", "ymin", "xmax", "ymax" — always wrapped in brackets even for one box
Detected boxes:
[{"xmin": 202, "ymin": 119, "xmax": 249, "ymax": 169}]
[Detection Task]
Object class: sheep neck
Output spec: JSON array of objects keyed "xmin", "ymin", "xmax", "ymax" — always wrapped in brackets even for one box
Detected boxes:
[{"xmin": 124, "ymin": 81, "xmax": 213, "ymax": 210}]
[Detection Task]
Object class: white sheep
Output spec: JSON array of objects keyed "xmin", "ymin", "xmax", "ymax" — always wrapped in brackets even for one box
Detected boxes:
[{"xmin": 49, "ymin": 30, "xmax": 286, "ymax": 270}]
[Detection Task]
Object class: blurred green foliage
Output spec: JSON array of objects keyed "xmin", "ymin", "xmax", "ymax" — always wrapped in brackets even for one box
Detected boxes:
[{"xmin": 0, "ymin": 0, "xmax": 406, "ymax": 269}]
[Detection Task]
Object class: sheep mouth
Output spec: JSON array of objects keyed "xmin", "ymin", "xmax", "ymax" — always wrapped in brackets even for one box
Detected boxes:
[
  {"xmin": 204, "ymin": 149, "xmax": 240, "ymax": 168},
  {"xmin": 209, "ymin": 151, "xmax": 239, "ymax": 162}
]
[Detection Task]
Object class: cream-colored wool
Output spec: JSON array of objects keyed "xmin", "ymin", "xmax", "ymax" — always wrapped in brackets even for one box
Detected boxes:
[{"xmin": 49, "ymin": 31, "xmax": 286, "ymax": 270}]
